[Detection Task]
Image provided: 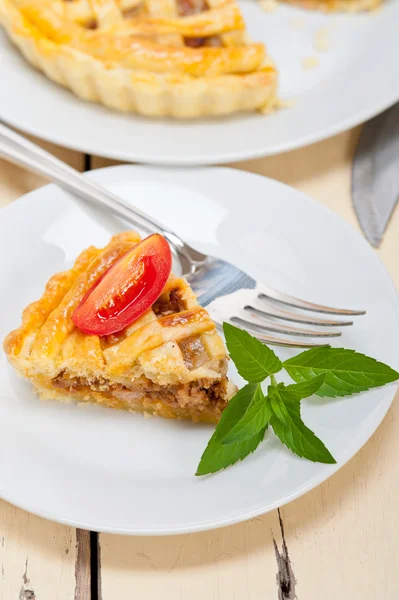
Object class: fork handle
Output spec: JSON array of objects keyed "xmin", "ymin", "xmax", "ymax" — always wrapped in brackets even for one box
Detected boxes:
[{"xmin": 0, "ymin": 122, "xmax": 206, "ymax": 271}]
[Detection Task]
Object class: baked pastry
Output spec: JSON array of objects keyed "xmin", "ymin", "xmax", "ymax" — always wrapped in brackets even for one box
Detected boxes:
[
  {"xmin": 3, "ymin": 231, "xmax": 236, "ymax": 423},
  {"xmin": 0, "ymin": 0, "xmax": 278, "ymax": 118},
  {"xmin": 278, "ymin": 0, "xmax": 380, "ymax": 10}
]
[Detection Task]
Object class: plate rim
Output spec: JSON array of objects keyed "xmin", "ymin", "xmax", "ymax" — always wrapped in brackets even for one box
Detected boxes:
[
  {"xmin": 1, "ymin": 94, "xmax": 399, "ymax": 166},
  {"xmin": 0, "ymin": 164, "xmax": 398, "ymax": 535}
]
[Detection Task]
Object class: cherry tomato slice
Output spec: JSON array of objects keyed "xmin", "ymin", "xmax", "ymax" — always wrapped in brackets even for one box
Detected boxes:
[{"xmin": 72, "ymin": 234, "xmax": 172, "ymax": 336}]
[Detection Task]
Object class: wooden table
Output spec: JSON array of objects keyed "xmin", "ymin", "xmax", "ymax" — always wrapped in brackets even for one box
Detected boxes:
[{"xmin": 1, "ymin": 128, "xmax": 398, "ymax": 600}]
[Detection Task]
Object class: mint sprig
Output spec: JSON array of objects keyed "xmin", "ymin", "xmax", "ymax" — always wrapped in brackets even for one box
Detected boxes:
[{"xmin": 196, "ymin": 324, "xmax": 399, "ymax": 476}]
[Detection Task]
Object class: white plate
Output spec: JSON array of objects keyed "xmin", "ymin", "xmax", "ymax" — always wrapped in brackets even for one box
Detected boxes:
[
  {"xmin": 0, "ymin": 165, "xmax": 398, "ymax": 535},
  {"xmin": 1, "ymin": 3, "xmax": 399, "ymax": 165}
]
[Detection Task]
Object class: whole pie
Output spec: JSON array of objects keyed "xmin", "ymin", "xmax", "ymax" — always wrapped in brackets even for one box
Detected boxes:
[
  {"xmin": 0, "ymin": 0, "xmax": 278, "ymax": 118},
  {"xmin": 3, "ymin": 231, "xmax": 236, "ymax": 423}
]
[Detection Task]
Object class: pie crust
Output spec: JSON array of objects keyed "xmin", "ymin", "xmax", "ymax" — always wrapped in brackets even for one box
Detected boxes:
[
  {"xmin": 4, "ymin": 232, "xmax": 237, "ymax": 423},
  {"xmin": 0, "ymin": 0, "xmax": 278, "ymax": 117}
]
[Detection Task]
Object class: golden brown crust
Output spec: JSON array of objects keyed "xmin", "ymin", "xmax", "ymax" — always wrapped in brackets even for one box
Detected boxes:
[
  {"xmin": 4, "ymin": 231, "xmax": 141, "ymax": 367},
  {"xmin": 0, "ymin": 0, "xmax": 278, "ymax": 117},
  {"xmin": 4, "ymin": 245, "xmax": 101, "ymax": 368},
  {"xmin": 4, "ymin": 231, "xmax": 236, "ymax": 423}
]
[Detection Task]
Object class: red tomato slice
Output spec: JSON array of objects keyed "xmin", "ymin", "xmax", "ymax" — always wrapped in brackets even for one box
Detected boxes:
[{"xmin": 72, "ymin": 234, "xmax": 172, "ymax": 336}]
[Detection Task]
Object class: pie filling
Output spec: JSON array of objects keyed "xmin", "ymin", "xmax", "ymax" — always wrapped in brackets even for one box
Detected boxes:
[
  {"xmin": 176, "ymin": 0, "xmax": 222, "ymax": 48},
  {"xmin": 152, "ymin": 287, "xmax": 187, "ymax": 317},
  {"xmin": 79, "ymin": 0, "xmax": 224, "ymax": 47},
  {"xmin": 51, "ymin": 371, "xmax": 229, "ymax": 414}
]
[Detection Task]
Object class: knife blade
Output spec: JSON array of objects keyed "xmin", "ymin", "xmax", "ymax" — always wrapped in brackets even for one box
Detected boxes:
[{"xmin": 352, "ymin": 102, "xmax": 399, "ymax": 248}]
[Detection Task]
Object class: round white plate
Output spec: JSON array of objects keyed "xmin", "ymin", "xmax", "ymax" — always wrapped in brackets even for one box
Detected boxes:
[
  {"xmin": 0, "ymin": 165, "xmax": 398, "ymax": 535},
  {"xmin": 1, "ymin": 3, "xmax": 399, "ymax": 165}
]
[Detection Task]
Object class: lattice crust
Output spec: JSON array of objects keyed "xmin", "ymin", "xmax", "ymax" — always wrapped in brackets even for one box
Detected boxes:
[
  {"xmin": 4, "ymin": 232, "xmax": 236, "ymax": 423},
  {"xmin": 0, "ymin": 0, "xmax": 277, "ymax": 117}
]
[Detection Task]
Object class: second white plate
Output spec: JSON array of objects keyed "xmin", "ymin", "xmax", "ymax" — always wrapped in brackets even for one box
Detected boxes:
[
  {"xmin": 0, "ymin": 165, "xmax": 398, "ymax": 534},
  {"xmin": 0, "ymin": 2, "xmax": 399, "ymax": 164}
]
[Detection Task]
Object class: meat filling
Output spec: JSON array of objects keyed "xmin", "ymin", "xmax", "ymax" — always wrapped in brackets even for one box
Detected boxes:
[
  {"xmin": 152, "ymin": 287, "xmax": 187, "ymax": 316},
  {"xmin": 52, "ymin": 372, "xmax": 229, "ymax": 412},
  {"xmin": 176, "ymin": 0, "xmax": 222, "ymax": 48}
]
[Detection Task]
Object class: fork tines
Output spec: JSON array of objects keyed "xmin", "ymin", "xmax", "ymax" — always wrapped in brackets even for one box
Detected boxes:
[{"xmin": 209, "ymin": 285, "xmax": 365, "ymax": 349}]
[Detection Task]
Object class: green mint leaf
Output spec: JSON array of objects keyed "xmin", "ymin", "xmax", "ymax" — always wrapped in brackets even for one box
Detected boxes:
[
  {"xmin": 269, "ymin": 387, "xmax": 336, "ymax": 464},
  {"xmin": 269, "ymin": 386, "xmax": 293, "ymax": 425},
  {"xmin": 221, "ymin": 385, "xmax": 272, "ymax": 445},
  {"xmin": 196, "ymin": 384, "xmax": 264, "ymax": 476},
  {"xmin": 283, "ymin": 347, "xmax": 399, "ymax": 398},
  {"xmin": 223, "ymin": 322, "xmax": 282, "ymax": 383},
  {"xmin": 282, "ymin": 375, "xmax": 326, "ymax": 400},
  {"xmin": 269, "ymin": 377, "xmax": 325, "ymax": 425}
]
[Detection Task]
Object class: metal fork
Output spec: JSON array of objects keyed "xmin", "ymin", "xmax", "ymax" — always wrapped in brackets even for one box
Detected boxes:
[{"xmin": 0, "ymin": 122, "xmax": 365, "ymax": 348}]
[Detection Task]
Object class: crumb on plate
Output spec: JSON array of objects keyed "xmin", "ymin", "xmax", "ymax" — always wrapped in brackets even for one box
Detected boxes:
[
  {"xmin": 277, "ymin": 98, "xmax": 296, "ymax": 109},
  {"xmin": 258, "ymin": 0, "xmax": 278, "ymax": 12},
  {"xmin": 314, "ymin": 27, "xmax": 329, "ymax": 52},
  {"xmin": 302, "ymin": 56, "xmax": 320, "ymax": 70}
]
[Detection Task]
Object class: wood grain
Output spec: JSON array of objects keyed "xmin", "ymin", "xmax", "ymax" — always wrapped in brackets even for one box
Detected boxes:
[
  {"xmin": 0, "ymin": 500, "xmax": 76, "ymax": 600},
  {"xmin": 74, "ymin": 530, "xmax": 91, "ymax": 600},
  {"xmin": 100, "ymin": 512, "xmax": 288, "ymax": 599},
  {"xmin": 0, "ymin": 137, "xmax": 88, "ymax": 600},
  {"xmin": 94, "ymin": 128, "xmax": 399, "ymax": 600}
]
